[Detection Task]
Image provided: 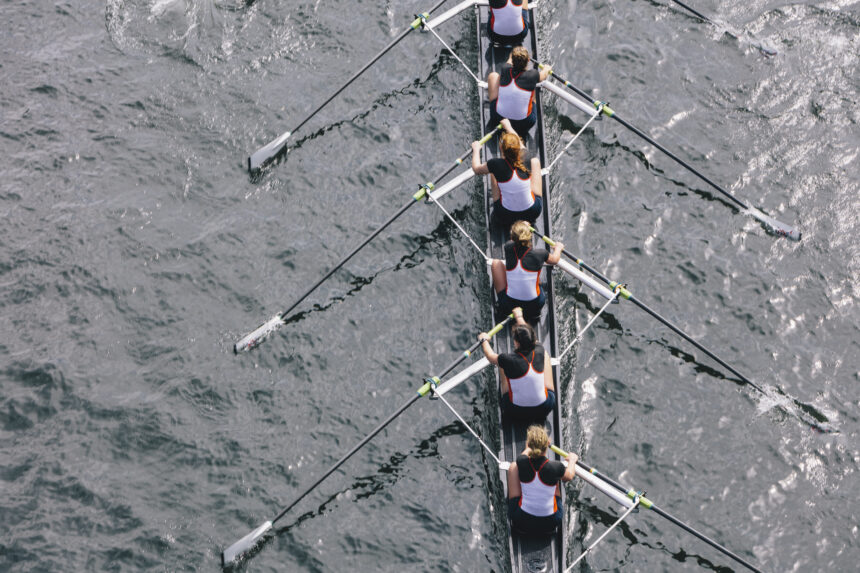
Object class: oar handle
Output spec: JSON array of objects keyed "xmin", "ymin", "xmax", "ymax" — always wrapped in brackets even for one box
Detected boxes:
[
  {"xmin": 549, "ymin": 444, "xmax": 568, "ymax": 457},
  {"xmin": 417, "ymin": 313, "xmax": 515, "ymax": 397},
  {"xmin": 478, "ymin": 124, "xmax": 503, "ymax": 146}
]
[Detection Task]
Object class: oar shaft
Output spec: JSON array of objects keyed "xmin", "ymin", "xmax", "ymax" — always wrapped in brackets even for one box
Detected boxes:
[
  {"xmin": 271, "ymin": 314, "xmax": 512, "ymax": 525},
  {"xmin": 650, "ymin": 504, "xmax": 764, "ymax": 573},
  {"xmin": 551, "ymin": 446, "xmax": 763, "ymax": 573},
  {"xmin": 669, "ymin": 0, "xmax": 714, "ymax": 24},
  {"xmin": 248, "ymin": 0, "xmax": 450, "ymax": 170},
  {"xmin": 273, "ymin": 393, "xmax": 421, "ymax": 525},
  {"xmin": 535, "ymin": 230, "xmax": 763, "ymax": 392},
  {"xmin": 235, "ymin": 129, "xmax": 499, "ymax": 353},
  {"xmin": 537, "ymin": 65, "xmax": 749, "ymax": 211}
]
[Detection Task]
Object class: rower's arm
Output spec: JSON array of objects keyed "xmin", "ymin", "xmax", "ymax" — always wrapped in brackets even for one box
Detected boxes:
[
  {"xmin": 538, "ymin": 66, "xmax": 552, "ymax": 82},
  {"xmin": 561, "ymin": 453, "xmax": 578, "ymax": 482},
  {"xmin": 546, "ymin": 242, "xmax": 564, "ymax": 265},
  {"xmin": 479, "ymin": 333, "xmax": 499, "ymax": 364},
  {"xmin": 471, "ymin": 141, "xmax": 490, "ymax": 175}
]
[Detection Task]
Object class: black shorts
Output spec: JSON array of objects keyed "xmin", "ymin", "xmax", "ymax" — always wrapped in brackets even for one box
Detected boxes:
[
  {"xmin": 489, "ymin": 99, "xmax": 537, "ymax": 139},
  {"xmin": 493, "ymin": 196, "xmax": 542, "ymax": 227},
  {"xmin": 501, "ymin": 390, "xmax": 556, "ymax": 422},
  {"xmin": 497, "ymin": 290, "xmax": 546, "ymax": 320},
  {"xmin": 507, "ymin": 495, "xmax": 563, "ymax": 535},
  {"xmin": 488, "ymin": 10, "xmax": 530, "ymax": 46}
]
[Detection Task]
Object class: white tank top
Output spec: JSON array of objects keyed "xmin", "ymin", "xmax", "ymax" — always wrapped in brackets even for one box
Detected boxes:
[
  {"xmin": 506, "ymin": 247, "xmax": 541, "ymax": 301},
  {"xmin": 491, "ymin": 1, "xmax": 526, "ymax": 37},
  {"xmin": 496, "ymin": 69, "xmax": 533, "ymax": 121},
  {"xmin": 508, "ymin": 350, "xmax": 547, "ymax": 407},
  {"xmin": 520, "ymin": 458, "xmax": 558, "ymax": 517},
  {"xmin": 497, "ymin": 159, "xmax": 534, "ymax": 212}
]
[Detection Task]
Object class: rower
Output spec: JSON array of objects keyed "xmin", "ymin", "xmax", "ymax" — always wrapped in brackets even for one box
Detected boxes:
[
  {"xmin": 478, "ymin": 307, "xmax": 556, "ymax": 421},
  {"xmin": 488, "ymin": 0, "xmax": 529, "ymax": 46},
  {"xmin": 487, "ymin": 46, "xmax": 551, "ymax": 138},
  {"xmin": 471, "ymin": 119, "xmax": 543, "ymax": 227},
  {"xmin": 491, "ymin": 220, "xmax": 563, "ymax": 320},
  {"xmin": 506, "ymin": 425, "xmax": 576, "ymax": 534}
]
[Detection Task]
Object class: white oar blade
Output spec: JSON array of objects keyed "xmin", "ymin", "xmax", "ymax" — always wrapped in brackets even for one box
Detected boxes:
[
  {"xmin": 574, "ymin": 466, "xmax": 636, "ymax": 510},
  {"xmin": 234, "ymin": 314, "xmax": 284, "ymax": 353},
  {"xmin": 248, "ymin": 131, "xmax": 292, "ymax": 171},
  {"xmin": 746, "ymin": 207, "xmax": 801, "ymax": 241},
  {"xmin": 540, "ymin": 80, "xmax": 598, "ymax": 118},
  {"xmin": 434, "ymin": 356, "xmax": 491, "ymax": 396},
  {"xmin": 222, "ymin": 520, "xmax": 273, "ymax": 565},
  {"xmin": 555, "ymin": 259, "xmax": 617, "ymax": 301}
]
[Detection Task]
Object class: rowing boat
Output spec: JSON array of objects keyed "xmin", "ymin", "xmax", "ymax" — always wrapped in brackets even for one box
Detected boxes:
[
  {"xmin": 222, "ymin": 2, "xmax": 797, "ymax": 570},
  {"xmin": 474, "ymin": 4, "xmax": 566, "ymax": 572}
]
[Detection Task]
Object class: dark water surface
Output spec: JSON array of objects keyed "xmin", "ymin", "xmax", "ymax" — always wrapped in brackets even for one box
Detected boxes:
[{"xmin": 2, "ymin": 0, "xmax": 858, "ymax": 571}]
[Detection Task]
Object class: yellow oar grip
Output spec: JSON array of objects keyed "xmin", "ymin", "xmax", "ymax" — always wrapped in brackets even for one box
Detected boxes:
[
  {"xmin": 530, "ymin": 226, "xmax": 555, "ymax": 246},
  {"xmin": 478, "ymin": 127, "xmax": 498, "ymax": 146},
  {"xmin": 550, "ymin": 445, "xmax": 568, "ymax": 457},
  {"xmin": 487, "ymin": 313, "xmax": 514, "ymax": 337}
]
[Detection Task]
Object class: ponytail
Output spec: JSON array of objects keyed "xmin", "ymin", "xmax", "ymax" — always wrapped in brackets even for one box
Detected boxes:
[
  {"xmin": 512, "ymin": 324, "xmax": 536, "ymax": 355},
  {"xmin": 510, "ymin": 220, "xmax": 533, "ymax": 248},
  {"xmin": 526, "ymin": 425, "xmax": 549, "ymax": 460},
  {"xmin": 500, "ymin": 133, "xmax": 529, "ymax": 175}
]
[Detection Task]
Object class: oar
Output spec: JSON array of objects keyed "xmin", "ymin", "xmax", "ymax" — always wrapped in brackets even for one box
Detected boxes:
[
  {"xmin": 222, "ymin": 314, "xmax": 514, "ymax": 565},
  {"xmin": 234, "ymin": 126, "xmax": 500, "ymax": 353},
  {"xmin": 666, "ymin": 0, "xmax": 778, "ymax": 56},
  {"xmin": 247, "ymin": 0, "xmax": 450, "ymax": 171},
  {"xmin": 533, "ymin": 228, "xmax": 835, "ymax": 434},
  {"xmin": 534, "ymin": 61, "xmax": 800, "ymax": 241},
  {"xmin": 550, "ymin": 446, "xmax": 764, "ymax": 573}
]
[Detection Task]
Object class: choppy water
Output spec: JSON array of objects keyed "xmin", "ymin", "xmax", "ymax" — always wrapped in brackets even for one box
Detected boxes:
[{"xmin": 1, "ymin": 0, "xmax": 858, "ymax": 571}]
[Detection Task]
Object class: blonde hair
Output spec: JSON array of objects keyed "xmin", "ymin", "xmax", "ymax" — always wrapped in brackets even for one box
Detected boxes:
[
  {"xmin": 511, "ymin": 46, "xmax": 529, "ymax": 73},
  {"xmin": 526, "ymin": 425, "xmax": 549, "ymax": 460},
  {"xmin": 500, "ymin": 133, "xmax": 528, "ymax": 175},
  {"xmin": 510, "ymin": 220, "xmax": 532, "ymax": 247}
]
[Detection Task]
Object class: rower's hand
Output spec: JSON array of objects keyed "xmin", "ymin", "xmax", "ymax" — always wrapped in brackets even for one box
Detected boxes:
[
  {"xmin": 478, "ymin": 332, "xmax": 490, "ymax": 342},
  {"xmin": 500, "ymin": 118, "xmax": 513, "ymax": 133},
  {"xmin": 471, "ymin": 140, "xmax": 482, "ymax": 150},
  {"xmin": 566, "ymin": 453, "xmax": 578, "ymax": 466},
  {"xmin": 554, "ymin": 242, "xmax": 564, "ymax": 251},
  {"xmin": 512, "ymin": 307, "xmax": 524, "ymax": 319}
]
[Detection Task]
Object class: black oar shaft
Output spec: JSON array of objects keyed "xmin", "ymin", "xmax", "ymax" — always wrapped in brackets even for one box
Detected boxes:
[
  {"xmin": 669, "ymin": 0, "xmax": 714, "ymax": 24},
  {"xmin": 279, "ymin": 198, "xmax": 416, "ymax": 320},
  {"xmin": 553, "ymin": 244, "xmax": 763, "ymax": 389},
  {"xmin": 249, "ymin": 0, "xmax": 449, "ymax": 170},
  {"xmin": 539, "ymin": 230, "xmax": 831, "ymax": 431},
  {"xmin": 236, "ymin": 130, "xmax": 499, "ymax": 353},
  {"xmin": 273, "ymin": 393, "xmax": 421, "ymax": 525},
  {"xmin": 574, "ymin": 459, "xmax": 764, "ymax": 573},
  {"xmin": 608, "ymin": 113, "xmax": 748, "ymax": 210},
  {"xmin": 278, "ymin": 140, "xmax": 481, "ymax": 319},
  {"xmin": 540, "ymin": 66, "xmax": 749, "ymax": 211},
  {"xmin": 271, "ymin": 317, "xmax": 512, "ymax": 526}
]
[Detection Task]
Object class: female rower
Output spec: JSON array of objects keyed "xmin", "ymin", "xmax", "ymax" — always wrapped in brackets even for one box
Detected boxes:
[
  {"xmin": 491, "ymin": 220, "xmax": 562, "ymax": 320},
  {"xmin": 478, "ymin": 307, "xmax": 556, "ymax": 421},
  {"xmin": 487, "ymin": 46, "xmax": 551, "ymax": 138},
  {"xmin": 472, "ymin": 119, "xmax": 543, "ymax": 226},
  {"xmin": 488, "ymin": 0, "xmax": 529, "ymax": 46},
  {"xmin": 506, "ymin": 425, "xmax": 576, "ymax": 534}
]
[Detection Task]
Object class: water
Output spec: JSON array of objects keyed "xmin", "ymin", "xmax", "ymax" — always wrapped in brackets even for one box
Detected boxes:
[{"xmin": 1, "ymin": 0, "xmax": 858, "ymax": 571}]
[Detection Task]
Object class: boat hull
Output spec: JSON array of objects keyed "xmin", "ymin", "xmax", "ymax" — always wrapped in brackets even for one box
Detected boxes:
[{"xmin": 474, "ymin": 5, "xmax": 565, "ymax": 573}]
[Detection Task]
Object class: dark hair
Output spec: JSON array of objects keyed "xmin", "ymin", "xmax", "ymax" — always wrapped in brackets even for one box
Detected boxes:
[
  {"xmin": 511, "ymin": 47, "xmax": 529, "ymax": 73},
  {"xmin": 512, "ymin": 324, "xmax": 536, "ymax": 354}
]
